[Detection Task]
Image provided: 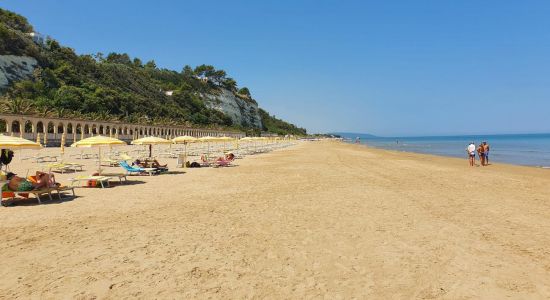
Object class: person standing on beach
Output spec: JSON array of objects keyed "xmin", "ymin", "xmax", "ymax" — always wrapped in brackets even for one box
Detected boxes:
[
  {"xmin": 477, "ymin": 143, "xmax": 486, "ymax": 166},
  {"xmin": 467, "ymin": 142, "xmax": 476, "ymax": 166},
  {"xmin": 483, "ymin": 141, "xmax": 490, "ymax": 165}
]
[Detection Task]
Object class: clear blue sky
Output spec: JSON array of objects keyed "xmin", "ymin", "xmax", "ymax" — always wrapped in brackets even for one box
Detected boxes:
[{"xmin": 3, "ymin": 0, "xmax": 550, "ymax": 136}]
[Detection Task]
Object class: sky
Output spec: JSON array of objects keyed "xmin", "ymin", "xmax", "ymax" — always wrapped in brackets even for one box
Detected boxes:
[{"xmin": 3, "ymin": 0, "xmax": 550, "ymax": 136}]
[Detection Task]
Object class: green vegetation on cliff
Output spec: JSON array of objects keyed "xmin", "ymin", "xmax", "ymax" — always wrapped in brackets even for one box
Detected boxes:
[
  {"xmin": 259, "ymin": 109, "xmax": 306, "ymax": 136},
  {"xmin": 0, "ymin": 8, "xmax": 306, "ymax": 135}
]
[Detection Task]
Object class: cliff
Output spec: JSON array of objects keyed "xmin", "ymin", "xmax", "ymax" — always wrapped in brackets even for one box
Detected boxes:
[
  {"xmin": 0, "ymin": 55, "xmax": 37, "ymax": 90},
  {"xmin": 203, "ymin": 89, "xmax": 262, "ymax": 128},
  {"xmin": 0, "ymin": 7, "xmax": 305, "ymax": 135}
]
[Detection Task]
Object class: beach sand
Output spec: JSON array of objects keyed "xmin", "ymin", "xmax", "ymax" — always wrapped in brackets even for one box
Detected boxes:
[{"xmin": 1, "ymin": 141, "xmax": 550, "ymax": 299}]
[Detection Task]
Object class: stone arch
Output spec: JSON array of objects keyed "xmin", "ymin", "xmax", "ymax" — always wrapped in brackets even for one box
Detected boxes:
[
  {"xmin": 36, "ymin": 121, "xmax": 44, "ymax": 133},
  {"xmin": 67, "ymin": 123, "xmax": 73, "ymax": 134},
  {"xmin": 57, "ymin": 122, "xmax": 64, "ymax": 134},
  {"xmin": 99, "ymin": 125, "xmax": 104, "ymax": 135},
  {"xmin": 24, "ymin": 120, "xmax": 33, "ymax": 133},
  {"xmin": 0, "ymin": 119, "xmax": 6, "ymax": 133},
  {"xmin": 124, "ymin": 127, "xmax": 128, "ymax": 135},
  {"xmin": 47, "ymin": 121, "xmax": 55, "ymax": 134},
  {"xmin": 75, "ymin": 124, "xmax": 82, "ymax": 134},
  {"xmin": 92, "ymin": 124, "xmax": 98, "ymax": 135},
  {"xmin": 84, "ymin": 124, "xmax": 90, "ymax": 134},
  {"xmin": 105, "ymin": 126, "xmax": 110, "ymax": 135},
  {"xmin": 11, "ymin": 120, "xmax": 20, "ymax": 133}
]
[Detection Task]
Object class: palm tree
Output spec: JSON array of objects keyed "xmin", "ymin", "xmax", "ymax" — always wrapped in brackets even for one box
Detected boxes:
[{"xmin": 3, "ymin": 97, "xmax": 33, "ymax": 114}]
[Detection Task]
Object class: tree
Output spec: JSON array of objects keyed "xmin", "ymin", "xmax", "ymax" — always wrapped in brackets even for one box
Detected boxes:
[
  {"xmin": 2, "ymin": 97, "xmax": 33, "ymax": 114},
  {"xmin": 54, "ymin": 85, "xmax": 84, "ymax": 111},
  {"xmin": 181, "ymin": 65, "xmax": 194, "ymax": 78},
  {"xmin": 238, "ymin": 87, "xmax": 251, "ymax": 97},
  {"xmin": 105, "ymin": 52, "xmax": 132, "ymax": 65},
  {"xmin": 133, "ymin": 58, "xmax": 142, "ymax": 68},
  {"xmin": 0, "ymin": 8, "xmax": 33, "ymax": 32},
  {"xmin": 144, "ymin": 60, "xmax": 157, "ymax": 69},
  {"xmin": 223, "ymin": 78, "xmax": 237, "ymax": 92}
]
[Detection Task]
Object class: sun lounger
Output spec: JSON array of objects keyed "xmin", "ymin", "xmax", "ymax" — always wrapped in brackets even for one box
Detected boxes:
[
  {"xmin": 48, "ymin": 162, "xmax": 84, "ymax": 174},
  {"xmin": 1, "ymin": 185, "xmax": 76, "ymax": 205},
  {"xmin": 119, "ymin": 161, "xmax": 158, "ymax": 176},
  {"xmin": 68, "ymin": 176, "xmax": 112, "ymax": 188},
  {"xmin": 97, "ymin": 158, "xmax": 120, "ymax": 167},
  {"xmin": 100, "ymin": 173, "xmax": 128, "ymax": 184}
]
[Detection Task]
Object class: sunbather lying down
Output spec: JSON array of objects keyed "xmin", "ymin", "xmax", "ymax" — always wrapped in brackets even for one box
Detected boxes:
[
  {"xmin": 217, "ymin": 153, "xmax": 235, "ymax": 162},
  {"xmin": 6, "ymin": 171, "xmax": 57, "ymax": 191},
  {"xmin": 133, "ymin": 159, "xmax": 167, "ymax": 169}
]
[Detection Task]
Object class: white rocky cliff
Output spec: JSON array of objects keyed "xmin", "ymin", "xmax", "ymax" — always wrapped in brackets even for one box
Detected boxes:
[
  {"xmin": 203, "ymin": 88, "xmax": 263, "ymax": 128},
  {"xmin": 0, "ymin": 55, "xmax": 37, "ymax": 91}
]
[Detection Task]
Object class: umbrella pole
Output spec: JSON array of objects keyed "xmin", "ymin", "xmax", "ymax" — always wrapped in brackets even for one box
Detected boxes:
[
  {"xmin": 183, "ymin": 143, "xmax": 187, "ymax": 168},
  {"xmin": 98, "ymin": 146, "xmax": 102, "ymax": 175}
]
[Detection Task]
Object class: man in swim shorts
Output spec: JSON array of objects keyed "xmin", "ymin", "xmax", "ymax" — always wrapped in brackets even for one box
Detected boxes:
[
  {"xmin": 483, "ymin": 141, "xmax": 490, "ymax": 165},
  {"xmin": 6, "ymin": 171, "xmax": 54, "ymax": 191}
]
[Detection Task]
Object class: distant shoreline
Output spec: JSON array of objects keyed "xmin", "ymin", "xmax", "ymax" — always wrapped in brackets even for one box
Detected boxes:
[{"xmin": 344, "ymin": 134, "xmax": 550, "ymax": 169}]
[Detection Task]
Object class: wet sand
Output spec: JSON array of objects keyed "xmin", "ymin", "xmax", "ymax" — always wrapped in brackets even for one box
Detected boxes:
[{"xmin": 1, "ymin": 141, "xmax": 550, "ymax": 299}]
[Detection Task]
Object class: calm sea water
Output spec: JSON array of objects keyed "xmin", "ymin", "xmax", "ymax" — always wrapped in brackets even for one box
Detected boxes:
[{"xmin": 340, "ymin": 133, "xmax": 550, "ymax": 167}]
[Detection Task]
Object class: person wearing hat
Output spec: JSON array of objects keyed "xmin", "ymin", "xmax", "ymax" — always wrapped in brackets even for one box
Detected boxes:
[{"xmin": 6, "ymin": 171, "xmax": 55, "ymax": 191}]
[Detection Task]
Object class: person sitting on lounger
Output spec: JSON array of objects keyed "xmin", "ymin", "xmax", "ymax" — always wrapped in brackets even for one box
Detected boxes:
[
  {"xmin": 6, "ymin": 171, "xmax": 56, "ymax": 191},
  {"xmin": 132, "ymin": 159, "xmax": 143, "ymax": 167}
]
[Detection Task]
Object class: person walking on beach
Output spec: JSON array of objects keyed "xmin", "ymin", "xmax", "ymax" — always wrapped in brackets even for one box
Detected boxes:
[
  {"xmin": 477, "ymin": 143, "xmax": 486, "ymax": 166},
  {"xmin": 467, "ymin": 142, "xmax": 476, "ymax": 166},
  {"xmin": 483, "ymin": 141, "xmax": 490, "ymax": 165}
]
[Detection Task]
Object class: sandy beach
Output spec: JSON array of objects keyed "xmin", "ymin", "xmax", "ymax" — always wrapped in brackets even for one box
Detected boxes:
[{"xmin": 1, "ymin": 140, "xmax": 550, "ymax": 299}]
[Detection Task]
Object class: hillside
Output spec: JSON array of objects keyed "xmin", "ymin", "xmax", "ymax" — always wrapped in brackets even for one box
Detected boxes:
[{"xmin": 0, "ymin": 8, "xmax": 306, "ymax": 136}]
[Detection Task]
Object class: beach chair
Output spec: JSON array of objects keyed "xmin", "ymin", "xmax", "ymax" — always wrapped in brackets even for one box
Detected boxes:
[
  {"xmin": 100, "ymin": 173, "xmax": 128, "ymax": 184},
  {"xmin": 98, "ymin": 158, "xmax": 119, "ymax": 167},
  {"xmin": 47, "ymin": 162, "xmax": 84, "ymax": 174},
  {"xmin": 119, "ymin": 161, "xmax": 158, "ymax": 176},
  {"xmin": 2, "ymin": 176, "xmax": 76, "ymax": 206},
  {"xmin": 68, "ymin": 175, "xmax": 112, "ymax": 188},
  {"xmin": 1, "ymin": 186, "xmax": 75, "ymax": 205}
]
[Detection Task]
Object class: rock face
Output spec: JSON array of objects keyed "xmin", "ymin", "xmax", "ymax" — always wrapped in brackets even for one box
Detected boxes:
[
  {"xmin": 203, "ymin": 88, "xmax": 263, "ymax": 129},
  {"xmin": 0, "ymin": 55, "xmax": 38, "ymax": 91}
]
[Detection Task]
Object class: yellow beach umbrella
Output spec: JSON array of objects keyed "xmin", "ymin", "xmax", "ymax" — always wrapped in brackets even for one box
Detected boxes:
[
  {"xmin": 71, "ymin": 135, "xmax": 126, "ymax": 175},
  {"xmin": 240, "ymin": 137, "xmax": 255, "ymax": 152},
  {"xmin": 131, "ymin": 136, "xmax": 172, "ymax": 157},
  {"xmin": 0, "ymin": 134, "xmax": 42, "ymax": 150},
  {"xmin": 216, "ymin": 136, "xmax": 234, "ymax": 152},
  {"xmin": 172, "ymin": 136, "xmax": 198, "ymax": 168},
  {"xmin": 172, "ymin": 135, "xmax": 198, "ymax": 144},
  {"xmin": 198, "ymin": 136, "xmax": 217, "ymax": 157}
]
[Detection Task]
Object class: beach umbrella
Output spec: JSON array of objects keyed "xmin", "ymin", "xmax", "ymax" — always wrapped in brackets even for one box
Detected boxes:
[
  {"xmin": 131, "ymin": 136, "xmax": 172, "ymax": 158},
  {"xmin": 71, "ymin": 135, "xmax": 126, "ymax": 175},
  {"xmin": 172, "ymin": 136, "xmax": 198, "ymax": 168},
  {"xmin": 216, "ymin": 136, "xmax": 234, "ymax": 152},
  {"xmin": 0, "ymin": 134, "xmax": 42, "ymax": 150},
  {"xmin": 198, "ymin": 136, "xmax": 218, "ymax": 158},
  {"xmin": 240, "ymin": 137, "xmax": 255, "ymax": 153}
]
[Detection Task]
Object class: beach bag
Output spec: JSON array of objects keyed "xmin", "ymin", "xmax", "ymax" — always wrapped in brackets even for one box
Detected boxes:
[
  {"xmin": 0, "ymin": 149, "xmax": 14, "ymax": 165},
  {"xmin": 190, "ymin": 162, "xmax": 201, "ymax": 168}
]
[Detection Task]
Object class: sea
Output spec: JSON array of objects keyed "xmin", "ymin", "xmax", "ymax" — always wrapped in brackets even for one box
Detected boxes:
[{"xmin": 338, "ymin": 133, "xmax": 550, "ymax": 168}]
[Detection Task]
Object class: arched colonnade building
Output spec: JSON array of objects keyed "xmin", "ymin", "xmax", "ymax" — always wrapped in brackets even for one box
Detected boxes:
[{"xmin": 0, "ymin": 114, "xmax": 245, "ymax": 146}]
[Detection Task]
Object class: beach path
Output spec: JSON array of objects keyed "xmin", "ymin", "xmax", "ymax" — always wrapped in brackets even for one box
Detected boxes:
[{"xmin": 1, "ymin": 141, "xmax": 550, "ymax": 299}]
